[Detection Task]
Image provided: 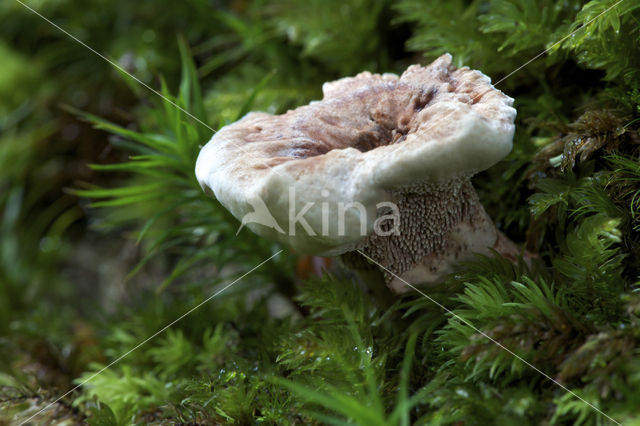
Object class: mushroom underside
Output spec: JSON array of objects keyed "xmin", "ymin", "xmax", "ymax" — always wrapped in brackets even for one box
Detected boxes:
[{"xmin": 343, "ymin": 178, "xmax": 520, "ymax": 293}]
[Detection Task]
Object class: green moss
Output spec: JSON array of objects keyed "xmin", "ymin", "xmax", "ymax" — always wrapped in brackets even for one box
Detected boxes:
[{"xmin": 2, "ymin": 0, "xmax": 640, "ymax": 424}]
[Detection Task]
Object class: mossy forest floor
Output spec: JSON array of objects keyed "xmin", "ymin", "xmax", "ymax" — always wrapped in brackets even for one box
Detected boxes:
[{"xmin": 2, "ymin": 1, "xmax": 640, "ymax": 424}]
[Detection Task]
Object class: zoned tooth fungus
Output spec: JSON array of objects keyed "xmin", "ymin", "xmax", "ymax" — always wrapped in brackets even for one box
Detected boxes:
[{"xmin": 195, "ymin": 53, "xmax": 519, "ymax": 293}]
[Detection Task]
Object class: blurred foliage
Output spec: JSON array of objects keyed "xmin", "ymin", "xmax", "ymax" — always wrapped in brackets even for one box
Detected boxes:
[
  {"xmin": 2, "ymin": 0, "xmax": 640, "ymax": 425},
  {"xmin": 73, "ymin": 40, "xmax": 287, "ymax": 292}
]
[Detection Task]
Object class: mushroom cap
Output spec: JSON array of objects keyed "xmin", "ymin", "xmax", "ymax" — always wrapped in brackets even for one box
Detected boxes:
[{"xmin": 195, "ymin": 54, "xmax": 516, "ymax": 255}]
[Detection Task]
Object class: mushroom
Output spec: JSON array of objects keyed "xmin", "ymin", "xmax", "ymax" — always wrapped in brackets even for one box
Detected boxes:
[{"xmin": 195, "ymin": 54, "xmax": 520, "ymax": 293}]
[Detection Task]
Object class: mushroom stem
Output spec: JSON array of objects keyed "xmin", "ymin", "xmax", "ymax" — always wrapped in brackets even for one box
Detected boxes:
[{"xmin": 352, "ymin": 177, "xmax": 520, "ymax": 294}]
